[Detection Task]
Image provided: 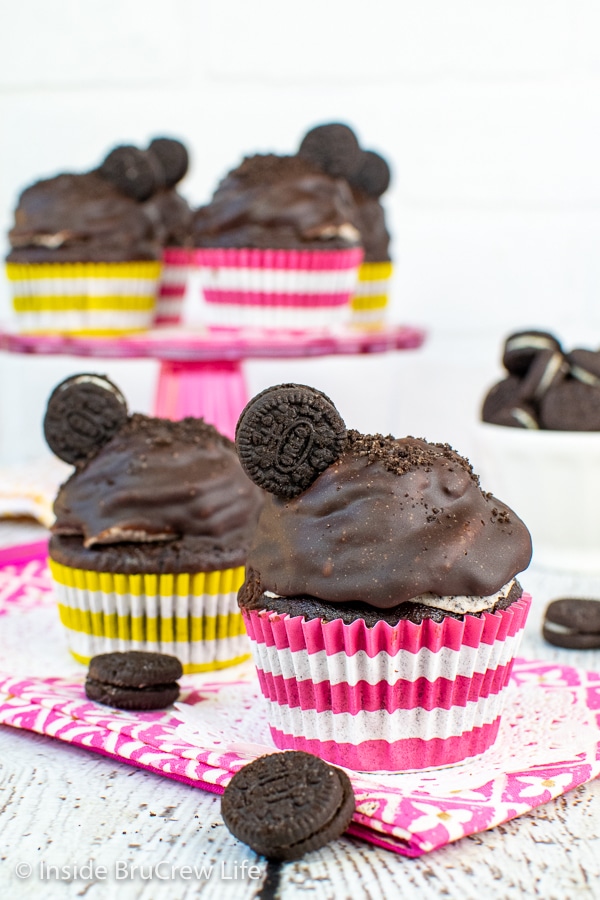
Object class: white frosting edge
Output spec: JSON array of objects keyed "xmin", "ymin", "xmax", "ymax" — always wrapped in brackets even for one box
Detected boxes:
[{"xmin": 263, "ymin": 579, "xmax": 517, "ymax": 616}]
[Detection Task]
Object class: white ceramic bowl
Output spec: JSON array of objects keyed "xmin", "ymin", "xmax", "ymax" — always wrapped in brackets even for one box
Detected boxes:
[{"xmin": 473, "ymin": 422, "xmax": 600, "ymax": 573}]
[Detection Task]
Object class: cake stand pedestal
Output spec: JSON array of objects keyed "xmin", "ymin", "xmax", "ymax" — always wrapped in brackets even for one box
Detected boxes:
[{"xmin": 0, "ymin": 324, "xmax": 426, "ymax": 439}]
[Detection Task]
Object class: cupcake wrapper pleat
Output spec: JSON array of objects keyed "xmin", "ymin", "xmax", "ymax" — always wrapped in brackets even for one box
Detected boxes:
[
  {"xmin": 50, "ymin": 560, "xmax": 250, "ymax": 673},
  {"xmin": 242, "ymin": 594, "xmax": 531, "ymax": 772},
  {"xmin": 193, "ymin": 246, "xmax": 363, "ymax": 329},
  {"xmin": 6, "ymin": 261, "xmax": 160, "ymax": 334}
]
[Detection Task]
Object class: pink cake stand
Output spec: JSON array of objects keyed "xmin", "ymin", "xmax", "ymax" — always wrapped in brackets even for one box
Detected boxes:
[{"xmin": 0, "ymin": 324, "xmax": 426, "ymax": 439}]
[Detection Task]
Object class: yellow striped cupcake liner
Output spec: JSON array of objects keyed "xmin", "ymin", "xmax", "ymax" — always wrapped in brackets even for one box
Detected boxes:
[
  {"xmin": 49, "ymin": 559, "xmax": 250, "ymax": 673},
  {"xmin": 6, "ymin": 261, "xmax": 161, "ymax": 334},
  {"xmin": 350, "ymin": 261, "xmax": 393, "ymax": 328}
]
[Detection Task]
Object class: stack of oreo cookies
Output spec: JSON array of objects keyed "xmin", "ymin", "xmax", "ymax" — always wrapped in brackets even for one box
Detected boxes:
[{"xmin": 482, "ymin": 331, "xmax": 600, "ymax": 430}]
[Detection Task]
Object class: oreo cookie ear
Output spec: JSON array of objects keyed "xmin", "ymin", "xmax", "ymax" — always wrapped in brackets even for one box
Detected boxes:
[
  {"xmin": 235, "ymin": 384, "xmax": 347, "ymax": 498},
  {"xmin": 44, "ymin": 374, "xmax": 128, "ymax": 466},
  {"xmin": 349, "ymin": 149, "xmax": 391, "ymax": 198},
  {"xmin": 148, "ymin": 137, "xmax": 189, "ymax": 187},
  {"xmin": 98, "ymin": 145, "xmax": 165, "ymax": 200},
  {"xmin": 297, "ymin": 123, "xmax": 362, "ymax": 180}
]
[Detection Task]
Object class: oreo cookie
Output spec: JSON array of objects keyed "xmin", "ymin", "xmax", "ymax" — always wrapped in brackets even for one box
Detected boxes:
[
  {"xmin": 148, "ymin": 137, "xmax": 189, "ymax": 188},
  {"xmin": 43, "ymin": 373, "xmax": 128, "ymax": 466},
  {"xmin": 502, "ymin": 330, "xmax": 562, "ymax": 376},
  {"xmin": 235, "ymin": 384, "xmax": 347, "ymax": 498},
  {"xmin": 519, "ymin": 348, "xmax": 567, "ymax": 404},
  {"xmin": 484, "ymin": 402, "xmax": 539, "ymax": 429},
  {"xmin": 349, "ymin": 149, "xmax": 391, "ymax": 198},
  {"xmin": 298, "ymin": 123, "xmax": 362, "ymax": 180},
  {"xmin": 221, "ymin": 751, "xmax": 355, "ymax": 861},
  {"xmin": 85, "ymin": 650, "xmax": 183, "ymax": 710},
  {"xmin": 481, "ymin": 375, "xmax": 536, "ymax": 427},
  {"xmin": 98, "ymin": 145, "xmax": 165, "ymax": 200},
  {"xmin": 567, "ymin": 348, "xmax": 600, "ymax": 386},
  {"xmin": 540, "ymin": 379, "xmax": 600, "ymax": 430},
  {"xmin": 542, "ymin": 598, "xmax": 600, "ymax": 649}
]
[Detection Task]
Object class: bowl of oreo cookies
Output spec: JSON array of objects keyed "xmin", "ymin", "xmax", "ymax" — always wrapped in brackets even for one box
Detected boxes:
[{"xmin": 475, "ymin": 329, "xmax": 600, "ymax": 572}]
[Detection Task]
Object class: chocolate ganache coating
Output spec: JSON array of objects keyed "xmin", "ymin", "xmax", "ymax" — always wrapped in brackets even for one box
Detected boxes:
[
  {"xmin": 350, "ymin": 188, "xmax": 391, "ymax": 263},
  {"xmin": 51, "ymin": 414, "xmax": 263, "ymax": 573},
  {"xmin": 144, "ymin": 188, "xmax": 193, "ymax": 248},
  {"xmin": 245, "ymin": 431, "xmax": 532, "ymax": 608},
  {"xmin": 7, "ymin": 172, "xmax": 162, "ymax": 263},
  {"xmin": 192, "ymin": 154, "xmax": 361, "ymax": 250}
]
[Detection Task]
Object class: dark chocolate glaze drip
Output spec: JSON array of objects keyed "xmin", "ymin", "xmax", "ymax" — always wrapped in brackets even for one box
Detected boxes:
[
  {"xmin": 52, "ymin": 414, "xmax": 263, "ymax": 552},
  {"xmin": 192, "ymin": 154, "xmax": 360, "ymax": 250},
  {"xmin": 245, "ymin": 433, "xmax": 532, "ymax": 608},
  {"xmin": 7, "ymin": 172, "xmax": 162, "ymax": 263}
]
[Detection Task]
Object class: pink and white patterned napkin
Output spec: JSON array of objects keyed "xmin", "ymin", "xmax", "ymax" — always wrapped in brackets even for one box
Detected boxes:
[{"xmin": 0, "ymin": 542, "xmax": 599, "ymax": 857}]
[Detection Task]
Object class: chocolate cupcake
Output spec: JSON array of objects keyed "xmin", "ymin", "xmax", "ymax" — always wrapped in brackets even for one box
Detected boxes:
[
  {"xmin": 299, "ymin": 125, "xmax": 393, "ymax": 328},
  {"xmin": 5, "ymin": 153, "xmax": 164, "ymax": 334},
  {"xmin": 144, "ymin": 137, "xmax": 194, "ymax": 326},
  {"xmin": 235, "ymin": 384, "xmax": 532, "ymax": 772},
  {"xmin": 45, "ymin": 374, "xmax": 263, "ymax": 672},
  {"xmin": 192, "ymin": 151, "xmax": 363, "ymax": 330}
]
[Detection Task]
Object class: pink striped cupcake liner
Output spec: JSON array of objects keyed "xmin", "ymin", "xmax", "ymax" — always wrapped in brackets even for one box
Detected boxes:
[
  {"xmin": 154, "ymin": 247, "xmax": 191, "ymax": 326},
  {"xmin": 242, "ymin": 593, "xmax": 531, "ymax": 772},
  {"xmin": 193, "ymin": 246, "xmax": 363, "ymax": 330}
]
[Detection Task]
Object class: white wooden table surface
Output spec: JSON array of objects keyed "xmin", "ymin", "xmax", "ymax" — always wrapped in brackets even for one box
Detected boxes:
[{"xmin": 1, "ymin": 520, "xmax": 600, "ymax": 900}]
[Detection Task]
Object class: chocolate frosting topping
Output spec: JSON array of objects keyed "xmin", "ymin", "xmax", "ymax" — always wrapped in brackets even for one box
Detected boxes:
[
  {"xmin": 52, "ymin": 414, "xmax": 263, "ymax": 550},
  {"xmin": 7, "ymin": 172, "xmax": 161, "ymax": 263},
  {"xmin": 192, "ymin": 154, "xmax": 361, "ymax": 250},
  {"xmin": 246, "ymin": 431, "xmax": 532, "ymax": 608}
]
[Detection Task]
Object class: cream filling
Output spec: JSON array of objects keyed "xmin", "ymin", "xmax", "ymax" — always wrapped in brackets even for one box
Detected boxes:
[
  {"xmin": 409, "ymin": 579, "xmax": 515, "ymax": 614},
  {"xmin": 263, "ymin": 579, "xmax": 516, "ymax": 616},
  {"xmin": 505, "ymin": 334, "xmax": 557, "ymax": 353},
  {"xmin": 12, "ymin": 231, "xmax": 74, "ymax": 249},
  {"xmin": 511, "ymin": 407, "xmax": 539, "ymax": 429},
  {"xmin": 571, "ymin": 364, "xmax": 600, "ymax": 386},
  {"xmin": 543, "ymin": 620, "xmax": 574, "ymax": 635},
  {"xmin": 534, "ymin": 351, "xmax": 566, "ymax": 399},
  {"xmin": 315, "ymin": 223, "xmax": 361, "ymax": 243},
  {"xmin": 85, "ymin": 527, "xmax": 177, "ymax": 548}
]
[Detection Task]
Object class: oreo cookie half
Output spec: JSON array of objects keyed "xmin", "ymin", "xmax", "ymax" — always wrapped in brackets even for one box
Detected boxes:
[
  {"xmin": 542, "ymin": 598, "xmax": 600, "ymax": 649},
  {"xmin": 43, "ymin": 373, "xmax": 128, "ymax": 466},
  {"xmin": 481, "ymin": 376, "xmax": 535, "ymax": 426},
  {"xmin": 540, "ymin": 379, "xmax": 600, "ymax": 430},
  {"xmin": 85, "ymin": 651, "xmax": 183, "ymax": 710},
  {"xmin": 235, "ymin": 384, "xmax": 347, "ymax": 498},
  {"xmin": 349, "ymin": 149, "xmax": 391, "ymax": 198},
  {"xmin": 221, "ymin": 751, "xmax": 355, "ymax": 861},
  {"xmin": 98, "ymin": 145, "xmax": 164, "ymax": 200},
  {"xmin": 298, "ymin": 123, "xmax": 362, "ymax": 179},
  {"xmin": 567, "ymin": 348, "xmax": 600, "ymax": 386},
  {"xmin": 148, "ymin": 137, "xmax": 189, "ymax": 187},
  {"xmin": 519, "ymin": 348, "xmax": 567, "ymax": 404},
  {"xmin": 502, "ymin": 330, "xmax": 562, "ymax": 376}
]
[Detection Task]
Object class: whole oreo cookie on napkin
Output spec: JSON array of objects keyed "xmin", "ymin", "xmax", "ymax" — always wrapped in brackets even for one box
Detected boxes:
[
  {"xmin": 542, "ymin": 598, "xmax": 600, "ymax": 649},
  {"xmin": 85, "ymin": 651, "xmax": 183, "ymax": 710},
  {"xmin": 221, "ymin": 751, "xmax": 355, "ymax": 861}
]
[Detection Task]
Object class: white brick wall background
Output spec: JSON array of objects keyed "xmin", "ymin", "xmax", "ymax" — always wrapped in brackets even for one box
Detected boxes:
[{"xmin": 1, "ymin": 0, "xmax": 599, "ymax": 474}]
